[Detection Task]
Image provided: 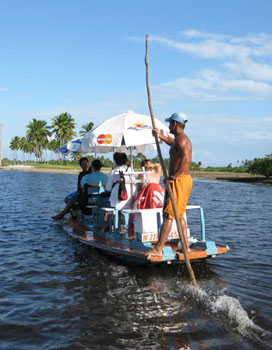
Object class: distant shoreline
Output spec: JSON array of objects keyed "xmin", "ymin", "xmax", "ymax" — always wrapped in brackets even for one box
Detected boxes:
[
  {"xmin": 0, "ymin": 165, "xmax": 80, "ymax": 174},
  {"xmin": 1, "ymin": 165, "xmax": 271, "ymax": 185},
  {"xmin": 191, "ymin": 171, "xmax": 272, "ymax": 186}
]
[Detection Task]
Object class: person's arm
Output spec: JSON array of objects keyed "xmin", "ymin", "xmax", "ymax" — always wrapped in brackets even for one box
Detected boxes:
[
  {"xmin": 152, "ymin": 128, "xmax": 174, "ymax": 146},
  {"xmin": 80, "ymin": 175, "xmax": 87, "ymax": 190},
  {"xmin": 105, "ymin": 173, "xmax": 114, "ymax": 192},
  {"xmin": 137, "ymin": 173, "xmax": 144, "ymax": 190},
  {"xmin": 77, "ymin": 172, "xmax": 84, "ymax": 192},
  {"xmin": 153, "ymin": 163, "xmax": 162, "ymax": 174}
]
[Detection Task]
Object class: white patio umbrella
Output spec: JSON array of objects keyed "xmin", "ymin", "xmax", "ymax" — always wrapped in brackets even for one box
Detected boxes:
[
  {"xmin": 82, "ymin": 110, "xmax": 171, "ymax": 154},
  {"xmin": 57, "ymin": 136, "xmax": 113, "ymax": 155}
]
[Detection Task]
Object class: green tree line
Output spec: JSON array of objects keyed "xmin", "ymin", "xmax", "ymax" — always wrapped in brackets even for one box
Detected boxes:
[
  {"xmin": 8, "ymin": 112, "xmax": 272, "ymax": 177},
  {"xmin": 9, "ymin": 113, "xmax": 94, "ymax": 162},
  {"xmin": 245, "ymin": 154, "xmax": 272, "ymax": 178}
]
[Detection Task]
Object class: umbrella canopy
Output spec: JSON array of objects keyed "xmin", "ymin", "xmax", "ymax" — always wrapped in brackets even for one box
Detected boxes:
[
  {"xmin": 82, "ymin": 110, "xmax": 171, "ymax": 153},
  {"xmin": 57, "ymin": 137, "xmax": 94, "ymax": 154},
  {"xmin": 57, "ymin": 136, "xmax": 117, "ymax": 155}
]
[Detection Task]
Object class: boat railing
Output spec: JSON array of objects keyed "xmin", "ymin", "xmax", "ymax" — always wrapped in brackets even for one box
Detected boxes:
[
  {"xmin": 84, "ymin": 204, "xmax": 206, "ymax": 247},
  {"xmin": 186, "ymin": 205, "xmax": 206, "ymax": 241}
]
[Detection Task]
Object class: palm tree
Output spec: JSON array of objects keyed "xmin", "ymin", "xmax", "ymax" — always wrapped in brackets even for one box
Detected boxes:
[
  {"xmin": 9, "ymin": 136, "xmax": 20, "ymax": 162},
  {"xmin": 19, "ymin": 137, "xmax": 33, "ymax": 162},
  {"xmin": 47, "ymin": 139, "xmax": 60, "ymax": 160},
  {"xmin": 79, "ymin": 122, "xmax": 94, "ymax": 136},
  {"xmin": 19, "ymin": 137, "xmax": 27, "ymax": 162},
  {"xmin": 51, "ymin": 112, "xmax": 76, "ymax": 146},
  {"xmin": 26, "ymin": 119, "xmax": 50, "ymax": 161}
]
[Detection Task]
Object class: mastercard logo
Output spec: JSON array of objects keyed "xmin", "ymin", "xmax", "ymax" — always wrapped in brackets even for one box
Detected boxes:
[{"xmin": 97, "ymin": 134, "xmax": 112, "ymax": 144}]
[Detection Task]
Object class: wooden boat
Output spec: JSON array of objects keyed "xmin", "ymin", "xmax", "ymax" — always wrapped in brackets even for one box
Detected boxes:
[
  {"xmin": 59, "ymin": 111, "xmax": 229, "ymax": 265},
  {"xmin": 62, "ymin": 202, "xmax": 229, "ymax": 265}
]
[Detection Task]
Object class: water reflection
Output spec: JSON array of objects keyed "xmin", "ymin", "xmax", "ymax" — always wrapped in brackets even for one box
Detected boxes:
[{"xmin": 60, "ymin": 249, "xmax": 246, "ymax": 350}]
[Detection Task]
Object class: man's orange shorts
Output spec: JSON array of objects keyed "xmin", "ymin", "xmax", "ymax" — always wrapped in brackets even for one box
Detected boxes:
[{"xmin": 163, "ymin": 174, "xmax": 193, "ymax": 219}]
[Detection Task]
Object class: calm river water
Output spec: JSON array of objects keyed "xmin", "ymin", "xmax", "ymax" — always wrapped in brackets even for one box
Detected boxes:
[{"xmin": 0, "ymin": 170, "xmax": 271, "ymax": 350}]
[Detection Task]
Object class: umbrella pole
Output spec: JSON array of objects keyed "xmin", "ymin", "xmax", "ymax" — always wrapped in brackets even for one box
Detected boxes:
[
  {"xmin": 145, "ymin": 35, "xmax": 197, "ymax": 288},
  {"xmin": 129, "ymin": 147, "xmax": 133, "ymax": 198},
  {"xmin": 129, "ymin": 147, "xmax": 133, "ymax": 171}
]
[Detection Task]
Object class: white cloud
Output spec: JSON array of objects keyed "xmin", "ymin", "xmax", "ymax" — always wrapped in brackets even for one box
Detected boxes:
[
  {"xmin": 224, "ymin": 59, "xmax": 272, "ymax": 81},
  {"xmin": 153, "ymin": 69, "xmax": 272, "ymax": 102},
  {"xmin": 130, "ymin": 31, "xmax": 272, "ymax": 87},
  {"xmin": 230, "ymin": 33, "xmax": 272, "ymax": 57},
  {"xmin": 241, "ymin": 131, "xmax": 272, "ymax": 141},
  {"xmin": 179, "ymin": 30, "xmax": 272, "ymax": 58},
  {"xmin": 129, "ymin": 30, "xmax": 271, "ymax": 104},
  {"xmin": 189, "ymin": 113, "xmax": 272, "ymax": 142},
  {"xmin": 149, "ymin": 34, "xmax": 251, "ymax": 60},
  {"xmin": 182, "ymin": 29, "xmax": 230, "ymax": 41}
]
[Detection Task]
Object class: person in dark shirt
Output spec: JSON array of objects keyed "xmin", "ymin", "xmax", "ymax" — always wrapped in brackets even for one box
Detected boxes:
[
  {"xmin": 77, "ymin": 157, "xmax": 91, "ymax": 191},
  {"xmin": 52, "ymin": 157, "xmax": 91, "ymax": 220}
]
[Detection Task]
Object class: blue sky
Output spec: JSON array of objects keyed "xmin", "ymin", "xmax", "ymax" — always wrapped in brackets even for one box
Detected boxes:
[{"xmin": 0, "ymin": 0, "xmax": 271, "ymax": 166}]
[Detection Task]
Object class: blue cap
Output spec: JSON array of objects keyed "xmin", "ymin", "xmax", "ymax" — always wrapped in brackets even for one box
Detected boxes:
[{"xmin": 165, "ymin": 112, "xmax": 188, "ymax": 124}]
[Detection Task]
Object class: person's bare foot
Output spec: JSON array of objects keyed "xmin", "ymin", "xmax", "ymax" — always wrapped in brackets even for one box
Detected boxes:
[
  {"xmin": 177, "ymin": 246, "xmax": 192, "ymax": 253},
  {"xmin": 51, "ymin": 214, "xmax": 64, "ymax": 220},
  {"xmin": 144, "ymin": 246, "xmax": 163, "ymax": 257}
]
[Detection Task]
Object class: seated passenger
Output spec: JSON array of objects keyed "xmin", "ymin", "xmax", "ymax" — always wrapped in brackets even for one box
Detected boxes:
[
  {"xmin": 128, "ymin": 160, "xmax": 165, "ymax": 237},
  {"xmin": 81, "ymin": 159, "xmax": 108, "ymax": 195},
  {"xmin": 52, "ymin": 157, "xmax": 91, "ymax": 220},
  {"xmin": 134, "ymin": 183, "xmax": 165, "ymax": 209},
  {"xmin": 95, "ymin": 152, "xmax": 136, "ymax": 231},
  {"xmin": 138, "ymin": 159, "xmax": 162, "ymax": 190},
  {"xmin": 96, "ymin": 152, "xmax": 135, "ymax": 209},
  {"xmin": 79, "ymin": 159, "xmax": 108, "ymax": 207}
]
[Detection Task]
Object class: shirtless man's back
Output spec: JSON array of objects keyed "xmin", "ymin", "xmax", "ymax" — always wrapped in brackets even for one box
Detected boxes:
[{"xmin": 145, "ymin": 112, "xmax": 193, "ymax": 257}]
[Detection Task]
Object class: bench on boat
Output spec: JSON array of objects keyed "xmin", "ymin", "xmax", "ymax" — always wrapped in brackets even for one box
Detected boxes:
[
  {"xmin": 85, "ymin": 206, "xmax": 129, "ymax": 234},
  {"xmin": 122, "ymin": 205, "xmax": 206, "ymax": 243}
]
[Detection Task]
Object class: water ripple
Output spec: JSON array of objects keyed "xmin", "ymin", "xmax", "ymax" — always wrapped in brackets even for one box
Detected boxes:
[{"xmin": 0, "ymin": 171, "xmax": 271, "ymax": 349}]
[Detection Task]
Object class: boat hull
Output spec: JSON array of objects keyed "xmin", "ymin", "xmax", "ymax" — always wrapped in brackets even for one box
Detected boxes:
[{"xmin": 62, "ymin": 216, "xmax": 229, "ymax": 266}]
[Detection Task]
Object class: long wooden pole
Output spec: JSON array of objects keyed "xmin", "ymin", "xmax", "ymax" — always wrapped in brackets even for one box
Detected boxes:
[{"xmin": 145, "ymin": 35, "xmax": 197, "ymax": 288}]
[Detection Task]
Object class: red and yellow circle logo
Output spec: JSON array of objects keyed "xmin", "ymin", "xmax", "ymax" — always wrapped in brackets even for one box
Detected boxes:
[
  {"xmin": 129, "ymin": 122, "xmax": 150, "ymax": 130},
  {"xmin": 132, "ymin": 122, "xmax": 145, "ymax": 128},
  {"xmin": 97, "ymin": 134, "xmax": 112, "ymax": 144}
]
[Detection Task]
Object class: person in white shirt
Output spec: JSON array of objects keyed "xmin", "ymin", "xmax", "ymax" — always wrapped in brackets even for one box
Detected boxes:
[
  {"xmin": 96, "ymin": 152, "xmax": 135, "ymax": 210},
  {"xmin": 95, "ymin": 152, "xmax": 136, "ymax": 231}
]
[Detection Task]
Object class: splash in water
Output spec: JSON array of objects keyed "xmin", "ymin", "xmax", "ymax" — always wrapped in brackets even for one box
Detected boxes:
[{"xmin": 184, "ymin": 284, "xmax": 272, "ymax": 349}]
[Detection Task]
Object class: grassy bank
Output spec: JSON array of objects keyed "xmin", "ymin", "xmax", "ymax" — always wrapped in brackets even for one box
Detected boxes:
[
  {"xmin": 0, "ymin": 164, "xmax": 112, "ymax": 174},
  {"xmin": 192, "ymin": 171, "xmax": 272, "ymax": 185}
]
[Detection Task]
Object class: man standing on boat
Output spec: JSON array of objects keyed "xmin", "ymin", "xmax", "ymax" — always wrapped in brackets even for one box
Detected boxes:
[{"xmin": 145, "ymin": 112, "xmax": 193, "ymax": 256}]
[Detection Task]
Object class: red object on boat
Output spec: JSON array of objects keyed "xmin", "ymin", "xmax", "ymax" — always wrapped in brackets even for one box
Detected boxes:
[{"xmin": 128, "ymin": 183, "xmax": 165, "ymax": 237}]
